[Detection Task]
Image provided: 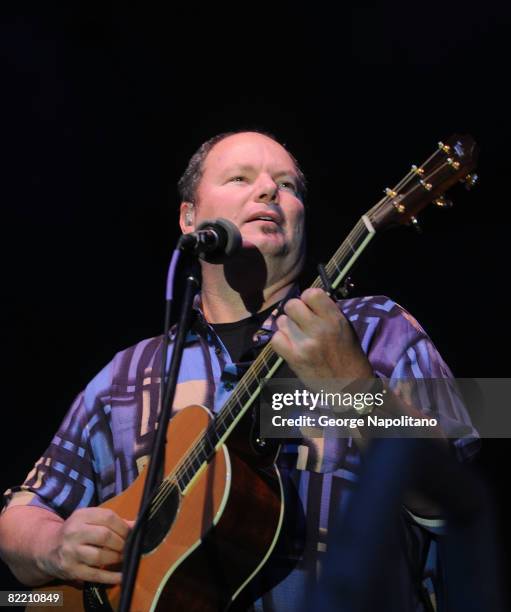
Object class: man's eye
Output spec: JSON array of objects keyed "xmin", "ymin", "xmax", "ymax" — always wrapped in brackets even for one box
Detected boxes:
[
  {"xmin": 279, "ymin": 181, "xmax": 297, "ymax": 193},
  {"xmin": 230, "ymin": 176, "xmax": 247, "ymax": 183}
]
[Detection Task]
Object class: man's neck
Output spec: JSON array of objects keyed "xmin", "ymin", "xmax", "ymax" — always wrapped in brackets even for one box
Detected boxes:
[{"xmin": 199, "ymin": 262, "xmax": 295, "ymax": 324}]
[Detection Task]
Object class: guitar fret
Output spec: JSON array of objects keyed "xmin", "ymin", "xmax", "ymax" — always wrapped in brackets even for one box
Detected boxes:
[
  {"xmin": 174, "ymin": 429, "xmax": 220, "ymax": 493},
  {"xmin": 192, "ymin": 453, "xmax": 202, "ymax": 471},
  {"xmin": 345, "ymin": 235, "xmax": 357, "ymax": 255},
  {"xmin": 176, "ymin": 474, "xmax": 186, "ymax": 492},
  {"xmin": 203, "ymin": 429, "xmax": 217, "ymax": 457},
  {"xmin": 326, "ymin": 258, "xmax": 341, "ymax": 275},
  {"xmin": 217, "ymin": 417, "xmax": 228, "ymax": 434},
  {"xmin": 198, "ymin": 438, "xmax": 210, "ymax": 460},
  {"xmin": 258, "ymin": 354, "xmax": 271, "ymax": 376},
  {"xmin": 239, "ymin": 378, "xmax": 250, "ymax": 397},
  {"xmin": 179, "ymin": 468, "xmax": 191, "ymax": 490}
]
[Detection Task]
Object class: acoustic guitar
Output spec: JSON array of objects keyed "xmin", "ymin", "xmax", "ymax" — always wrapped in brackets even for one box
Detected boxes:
[{"xmin": 29, "ymin": 135, "xmax": 478, "ymax": 611}]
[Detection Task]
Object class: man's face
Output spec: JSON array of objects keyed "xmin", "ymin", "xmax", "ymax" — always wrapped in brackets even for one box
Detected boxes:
[{"xmin": 180, "ymin": 132, "xmax": 305, "ymax": 279}]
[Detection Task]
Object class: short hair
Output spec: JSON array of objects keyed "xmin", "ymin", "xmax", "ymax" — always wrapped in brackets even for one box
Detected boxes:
[{"xmin": 177, "ymin": 130, "xmax": 307, "ymax": 205}]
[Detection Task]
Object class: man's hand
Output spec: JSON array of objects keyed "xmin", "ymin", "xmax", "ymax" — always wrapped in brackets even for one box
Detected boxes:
[
  {"xmin": 41, "ymin": 507, "xmax": 133, "ymax": 585},
  {"xmin": 271, "ymin": 288, "xmax": 373, "ymax": 387}
]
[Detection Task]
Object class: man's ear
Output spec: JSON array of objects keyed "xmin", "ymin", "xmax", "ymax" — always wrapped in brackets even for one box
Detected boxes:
[{"xmin": 179, "ymin": 202, "xmax": 195, "ymax": 233}]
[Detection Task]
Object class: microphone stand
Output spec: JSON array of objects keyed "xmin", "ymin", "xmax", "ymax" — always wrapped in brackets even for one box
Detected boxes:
[{"xmin": 119, "ymin": 246, "xmax": 200, "ymax": 612}]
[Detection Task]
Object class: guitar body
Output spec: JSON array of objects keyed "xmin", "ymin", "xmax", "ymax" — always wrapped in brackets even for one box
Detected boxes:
[{"xmin": 30, "ymin": 405, "xmax": 284, "ymax": 612}]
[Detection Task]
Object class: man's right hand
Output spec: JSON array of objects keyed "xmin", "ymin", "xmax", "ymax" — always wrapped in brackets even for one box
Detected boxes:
[
  {"xmin": 43, "ymin": 507, "xmax": 134, "ymax": 585},
  {"xmin": 0, "ymin": 504, "xmax": 134, "ymax": 586}
]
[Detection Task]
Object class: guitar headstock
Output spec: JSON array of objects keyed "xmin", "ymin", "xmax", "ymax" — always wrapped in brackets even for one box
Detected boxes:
[{"xmin": 368, "ymin": 134, "xmax": 478, "ymax": 231}]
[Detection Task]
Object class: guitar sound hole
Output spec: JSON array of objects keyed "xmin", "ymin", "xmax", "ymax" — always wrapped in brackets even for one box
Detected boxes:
[{"xmin": 142, "ymin": 483, "xmax": 181, "ymax": 554}]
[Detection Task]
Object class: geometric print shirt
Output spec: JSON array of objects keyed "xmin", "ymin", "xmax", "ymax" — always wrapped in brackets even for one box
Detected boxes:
[{"xmin": 3, "ymin": 295, "xmax": 479, "ymax": 611}]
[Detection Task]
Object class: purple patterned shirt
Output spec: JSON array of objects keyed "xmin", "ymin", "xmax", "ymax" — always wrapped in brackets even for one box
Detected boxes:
[{"xmin": 3, "ymin": 295, "xmax": 479, "ymax": 611}]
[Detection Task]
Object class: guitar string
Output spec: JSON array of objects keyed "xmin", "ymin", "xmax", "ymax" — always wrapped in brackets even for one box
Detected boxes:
[
  {"xmin": 146, "ymin": 423, "xmax": 217, "ymax": 518},
  {"xmin": 387, "ymin": 145, "xmax": 447, "ymax": 193},
  {"xmin": 146, "ymin": 153, "xmax": 456, "ymax": 519}
]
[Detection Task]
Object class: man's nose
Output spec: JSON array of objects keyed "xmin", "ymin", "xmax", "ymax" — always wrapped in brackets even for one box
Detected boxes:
[{"xmin": 255, "ymin": 177, "xmax": 279, "ymax": 204}]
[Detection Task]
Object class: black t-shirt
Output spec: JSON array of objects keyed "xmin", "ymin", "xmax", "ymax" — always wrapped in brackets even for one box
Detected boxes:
[
  {"xmin": 211, "ymin": 303, "xmax": 277, "ymax": 363},
  {"xmin": 211, "ymin": 302, "xmax": 297, "ymax": 380}
]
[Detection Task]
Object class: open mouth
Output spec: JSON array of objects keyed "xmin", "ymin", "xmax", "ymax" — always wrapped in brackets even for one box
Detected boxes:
[
  {"xmin": 247, "ymin": 214, "xmax": 282, "ymax": 225},
  {"xmin": 252, "ymin": 216, "xmax": 277, "ymax": 223}
]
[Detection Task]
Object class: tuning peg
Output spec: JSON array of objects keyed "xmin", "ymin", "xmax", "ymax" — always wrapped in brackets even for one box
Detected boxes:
[
  {"xmin": 460, "ymin": 173, "xmax": 479, "ymax": 190},
  {"xmin": 410, "ymin": 216, "xmax": 422, "ymax": 234},
  {"xmin": 385, "ymin": 187, "xmax": 398, "ymax": 198},
  {"xmin": 433, "ymin": 196, "xmax": 453, "ymax": 208},
  {"xmin": 447, "ymin": 157, "xmax": 461, "ymax": 170}
]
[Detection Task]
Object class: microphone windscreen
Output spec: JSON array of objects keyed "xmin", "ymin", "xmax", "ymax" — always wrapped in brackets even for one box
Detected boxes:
[{"xmin": 195, "ymin": 218, "xmax": 242, "ymax": 261}]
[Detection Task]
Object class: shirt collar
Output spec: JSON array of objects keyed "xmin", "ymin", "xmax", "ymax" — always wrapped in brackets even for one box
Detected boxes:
[{"xmin": 169, "ymin": 284, "xmax": 301, "ymax": 347}]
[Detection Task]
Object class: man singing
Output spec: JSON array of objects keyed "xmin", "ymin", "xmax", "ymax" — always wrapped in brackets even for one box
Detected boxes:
[{"xmin": 0, "ymin": 130, "xmax": 478, "ymax": 610}]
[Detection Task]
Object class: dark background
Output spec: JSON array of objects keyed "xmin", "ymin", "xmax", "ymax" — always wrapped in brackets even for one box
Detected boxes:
[{"xmin": 1, "ymin": 0, "xmax": 510, "ymax": 604}]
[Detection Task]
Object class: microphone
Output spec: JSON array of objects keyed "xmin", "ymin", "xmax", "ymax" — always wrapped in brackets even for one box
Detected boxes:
[{"xmin": 177, "ymin": 218, "xmax": 242, "ymax": 261}]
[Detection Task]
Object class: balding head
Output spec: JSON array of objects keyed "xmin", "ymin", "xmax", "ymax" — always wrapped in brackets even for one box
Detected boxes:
[{"xmin": 177, "ymin": 130, "xmax": 307, "ymax": 206}]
